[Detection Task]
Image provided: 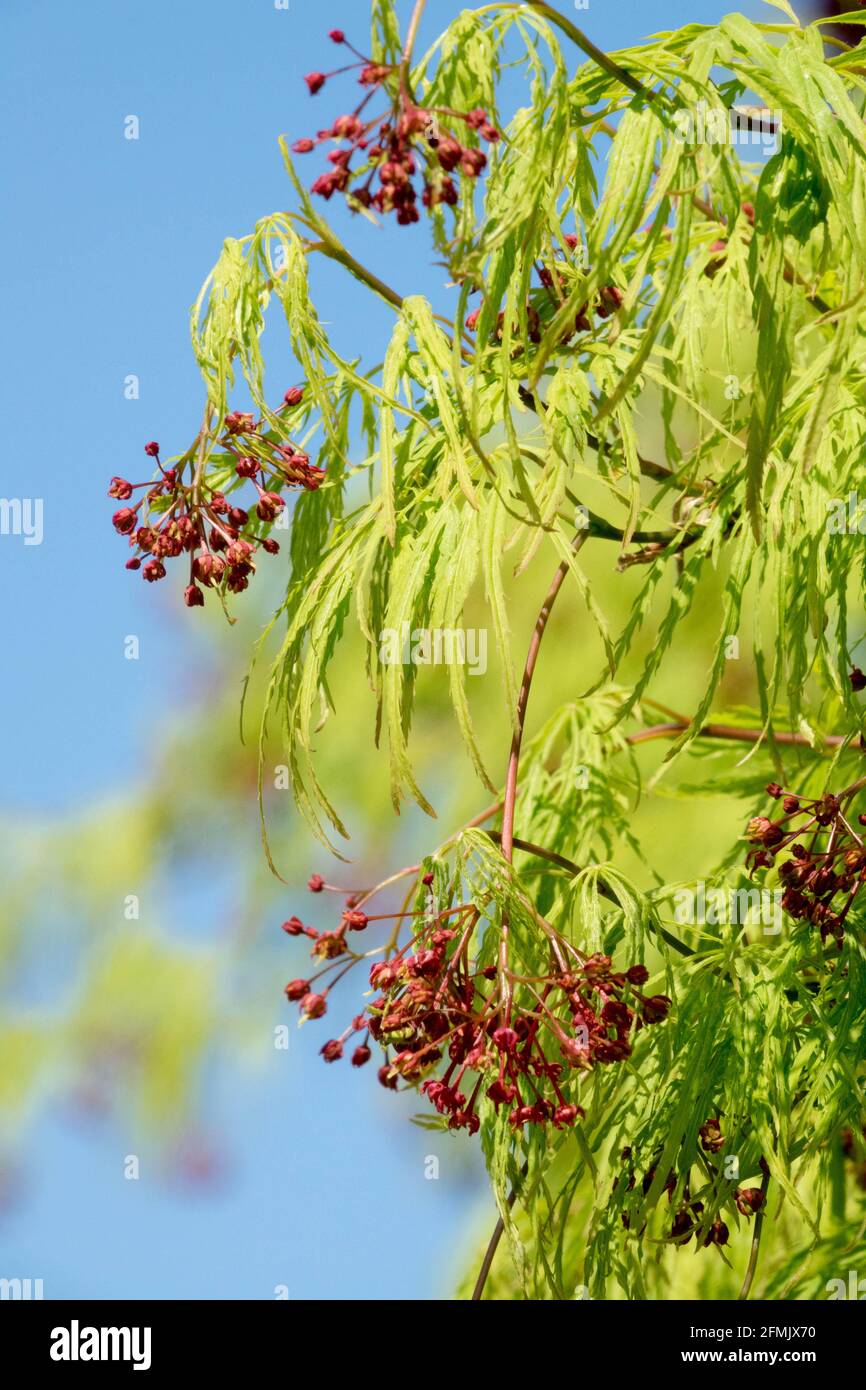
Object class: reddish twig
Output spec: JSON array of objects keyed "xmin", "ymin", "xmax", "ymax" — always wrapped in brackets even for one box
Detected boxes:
[{"xmin": 498, "ymin": 535, "xmax": 588, "ymax": 1013}]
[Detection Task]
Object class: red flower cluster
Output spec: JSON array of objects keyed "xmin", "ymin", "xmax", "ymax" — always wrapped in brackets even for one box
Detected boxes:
[
  {"xmin": 618, "ymin": 1131, "xmax": 765, "ymax": 1247},
  {"xmin": 110, "ymin": 388, "xmax": 323, "ymax": 606},
  {"xmin": 746, "ymin": 780, "xmax": 866, "ymax": 946},
  {"xmin": 294, "ymin": 29, "xmax": 499, "ymax": 223},
  {"xmin": 464, "ymin": 242, "xmax": 624, "ymax": 347},
  {"xmin": 282, "ymin": 872, "xmax": 670, "ymax": 1137}
]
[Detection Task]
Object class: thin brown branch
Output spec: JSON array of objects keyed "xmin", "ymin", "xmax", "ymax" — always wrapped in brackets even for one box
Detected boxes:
[
  {"xmin": 498, "ymin": 535, "xmax": 588, "ymax": 1011},
  {"xmin": 303, "ymin": 230, "xmax": 464, "ymax": 346},
  {"xmin": 399, "ymin": 0, "xmax": 427, "ymax": 100},
  {"xmin": 305, "ymin": 237, "xmax": 405, "ymax": 312},
  {"xmin": 738, "ymin": 1171, "xmax": 771, "ymax": 1301},
  {"xmin": 516, "ymin": 384, "xmax": 699, "ymax": 493},
  {"xmin": 471, "ymin": 1158, "xmax": 529, "ymax": 1301},
  {"xmin": 520, "ymin": 2, "xmax": 652, "ymax": 101},
  {"xmin": 485, "ymin": 831, "xmax": 695, "ymax": 957},
  {"xmin": 628, "ymin": 721, "xmax": 864, "ymax": 750}
]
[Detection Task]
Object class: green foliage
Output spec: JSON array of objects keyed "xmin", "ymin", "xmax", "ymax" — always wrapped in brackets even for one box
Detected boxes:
[{"xmin": 143, "ymin": 1, "xmax": 866, "ymax": 1299}]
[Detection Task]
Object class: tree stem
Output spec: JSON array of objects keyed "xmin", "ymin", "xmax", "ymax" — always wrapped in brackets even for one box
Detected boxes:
[
  {"xmin": 520, "ymin": 2, "xmax": 649, "ymax": 99},
  {"xmin": 400, "ymin": 0, "xmax": 427, "ymax": 99},
  {"xmin": 627, "ymin": 721, "xmax": 863, "ymax": 750},
  {"xmin": 738, "ymin": 1172, "xmax": 771, "ymax": 1300},
  {"xmin": 471, "ymin": 1159, "xmax": 529, "ymax": 1300},
  {"xmin": 497, "ymin": 535, "xmax": 588, "ymax": 1011}
]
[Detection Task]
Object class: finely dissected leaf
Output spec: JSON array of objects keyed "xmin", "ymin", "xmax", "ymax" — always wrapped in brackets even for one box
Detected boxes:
[{"xmin": 140, "ymin": 1, "xmax": 866, "ymax": 1303}]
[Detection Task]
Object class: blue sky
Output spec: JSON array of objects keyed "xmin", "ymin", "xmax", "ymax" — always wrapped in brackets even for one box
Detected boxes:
[{"xmin": 1, "ymin": 0, "xmax": 766, "ymax": 1301}]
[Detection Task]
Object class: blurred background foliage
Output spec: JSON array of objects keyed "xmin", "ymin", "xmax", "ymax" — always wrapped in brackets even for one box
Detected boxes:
[
  {"xmin": 3, "ymin": 0, "xmax": 864, "ymax": 1299},
  {"xmin": 0, "ymin": 471, "xmax": 814, "ymax": 1289}
]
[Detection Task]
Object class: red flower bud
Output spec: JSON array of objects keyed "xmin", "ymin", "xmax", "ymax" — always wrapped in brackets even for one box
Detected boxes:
[
  {"xmin": 369, "ymin": 961, "xmax": 401, "ymax": 989},
  {"xmin": 747, "ymin": 816, "xmax": 784, "ymax": 847},
  {"xmin": 553, "ymin": 1104, "xmax": 583, "ymax": 1128},
  {"xmin": 460, "ymin": 147, "xmax": 487, "ymax": 177},
  {"xmin": 486, "ymin": 1078, "xmax": 517, "ymax": 1106},
  {"xmin": 235, "ymin": 456, "xmax": 259, "ymax": 478},
  {"xmin": 328, "ymin": 28, "xmax": 345, "ymax": 42},
  {"xmin": 321, "ymin": 1039, "xmax": 343, "ymax": 1062},
  {"xmin": 492, "ymin": 1026, "xmax": 519, "ymax": 1054},
  {"xmin": 850, "ymin": 667, "xmax": 866, "ymax": 692},
  {"xmin": 292, "ymin": 139, "xmax": 315, "ymax": 153},
  {"xmin": 704, "ymin": 1219, "xmax": 729, "ymax": 1247},
  {"xmin": 112, "ymin": 507, "xmax": 137, "ymax": 535},
  {"xmin": 699, "ymin": 1118, "xmax": 724, "ymax": 1153},
  {"xmin": 142, "ymin": 558, "xmax": 166, "ymax": 582},
  {"xmin": 284, "ymin": 386, "xmax": 304, "ymax": 406},
  {"xmin": 304, "ymin": 72, "xmax": 326, "ymax": 95},
  {"xmin": 735, "ymin": 1186, "xmax": 765, "ymax": 1216},
  {"xmin": 226, "ymin": 539, "xmax": 253, "ymax": 566},
  {"xmin": 224, "ymin": 412, "xmax": 255, "ymax": 435},
  {"xmin": 640, "ymin": 994, "xmax": 671, "ymax": 1024},
  {"xmin": 626, "ymin": 964, "xmax": 649, "ymax": 985},
  {"xmin": 351, "ymin": 1044, "xmax": 371, "ymax": 1067},
  {"xmin": 281, "ymin": 916, "xmax": 305, "ymax": 936},
  {"xmin": 602, "ymin": 999, "xmax": 633, "ymax": 1029},
  {"xmin": 184, "ymin": 583, "xmax": 205, "ymax": 608},
  {"xmin": 434, "ymin": 136, "xmax": 462, "ymax": 173},
  {"xmin": 192, "ymin": 553, "xmax": 225, "ymax": 586},
  {"xmin": 256, "ymin": 492, "xmax": 284, "ymax": 521},
  {"xmin": 300, "ymin": 992, "xmax": 327, "ymax": 1018},
  {"xmin": 109, "ymin": 477, "xmax": 133, "ymax": 500},
  {"xmin": 359, "ymin": 64, "xmax": 390, "ymax": 87},
  {"xmin": 308, "ymin": 874, "xmax": 325, "ymax": 892},
  {"xmin": 311, "ymin": 169, "xmax": 348, "ymax": 199},
  {"xmin": 284, "ymin": 978, "xmax": 310, "ymax": 1001},
  {"xmin": 597, "ymin": 285, "xmax": 624, "ymax": 318},
  {"xmin": 144, "ymin": 441, "xmax": 160, "ymax": 457},
  {"xmin": 343, "ymin": 910, "xmax": 369, "ymax": 931}
]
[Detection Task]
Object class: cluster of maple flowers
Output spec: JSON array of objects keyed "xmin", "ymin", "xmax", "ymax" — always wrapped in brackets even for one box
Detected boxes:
[
  {"xmin": 463, "ymin": 242, "xmax": 624, "ymax": 348},
  {"xmin": 282, "ymin": 869, "xmax": 671, "ymax": 1135},
  {"xmin": 746, "ymin": 779, "xmax": 866, "ymax": 946},
  {"xmin": 294, "ymin": 29, "xmax": 499, "ymax": 223},
  {"xmin": 616, "ymin": 1121, "xmax": 766, "ymax": 1247},
  {"xmin": 109, "ymin": 388, "xmax": 323, "ymax": 606}
]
